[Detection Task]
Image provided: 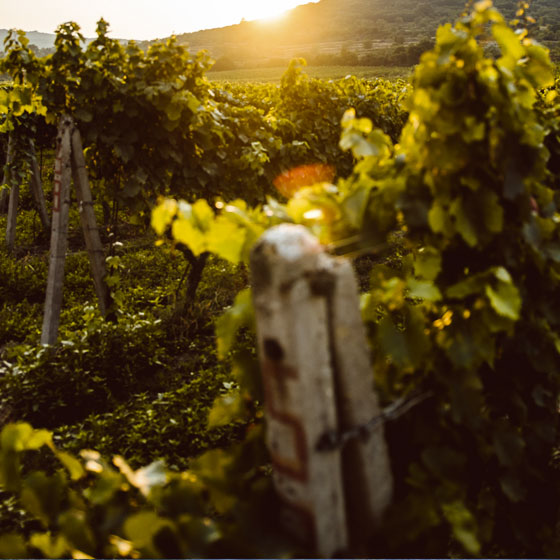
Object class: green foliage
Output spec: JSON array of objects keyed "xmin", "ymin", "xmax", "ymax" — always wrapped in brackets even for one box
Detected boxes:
[
  {"xmin": 207, "ymin": 65, "xmax": 412, "ymax": 82},
  {"xmin": 340, "ymin": 2, "xmax": 560, "ymax": 556},
  {"xmin": 0, "ymin": 247, "xmax": 47, "ymax": 305},
  {"xmin": 55, "ymin": 367, "xmax": 245, "ymax": 471},
  {"xmin": 0, "ymin": 420, "xmax": 283, "ymax": 559},
  {"xmin": 0, "ymin": 310, "xmax": 168, "ymax": 427}
]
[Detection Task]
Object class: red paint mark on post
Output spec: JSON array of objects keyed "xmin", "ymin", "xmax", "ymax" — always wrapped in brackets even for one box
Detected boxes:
[
  {"xmin": 53, "ymin": 154, "xmax": 62, "ymax": 212},
  {"xmin": 262, "ymin": 359, "xmax": 309, "ymax": 483}
]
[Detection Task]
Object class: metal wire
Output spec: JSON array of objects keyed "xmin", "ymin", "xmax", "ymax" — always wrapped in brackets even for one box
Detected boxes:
[{"xmin": 316, "ymin": 390, "xmax": 434, "ymax": 452}]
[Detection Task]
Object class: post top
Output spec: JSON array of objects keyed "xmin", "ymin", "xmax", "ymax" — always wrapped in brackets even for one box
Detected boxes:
[{"xmin": 258, "ymin": 224, "xmax": 323, "ymax": 261}]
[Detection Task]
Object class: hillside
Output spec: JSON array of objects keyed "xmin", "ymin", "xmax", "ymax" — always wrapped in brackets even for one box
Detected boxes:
[
  {"xmin": 2, "ymin": 0, "xmax": 559, "ymax": 67},
  {"xmin": 0, "ymin": 29, "xmax": 56, "ymax": 49},
  {"xmin": 176, "ymin": 0, "xmax": 560, "ymax": 68}
]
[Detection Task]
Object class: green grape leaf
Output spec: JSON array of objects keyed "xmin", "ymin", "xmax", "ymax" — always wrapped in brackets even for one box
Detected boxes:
[
  {"xmin": 492, "ymin": 24, "xmax": 524, "ymax": 62},
  {"xmin": 207, "ymin": 218, "xmax": 246, "ymax": 264},
  {"xmin": 124, "ymin": 512, "xmax": 168, "ymax": 550},
  {"xmin": 29, "ymin": 533, "xmax": 68, "ymax": 560},
  {"xmin": 1, "ymin": 423, "xmax": 52, "ymax": 452},
  {"xmin": 216, "ymin": 289, "xmax": 254, "ymax": 359},
  {"xmin": 451, "ymin": 197, "xmax": 477, "ymax": 247},
  {"xmin": 55, "ymin": 450, "xmax": 85, "ymax": 481},
  {"xmin": 192, "ymin": 199, "xmax": 215, "ymax": 232},
  {"xmin": 83, "ymin": 471, "xmax": 123, "ymax": 505},
  {"xmin": 441, "ymin": 500, "xmax": 481, "ymax": 556},
  {"xmin": 482, "ymin": 190, "xmax": 504, "ymax": 233},
  {"xmin": 485, "ymin": 282, "xmax": 521, "ymax": 320},
  {"xmin": 408, "ymin": 279, "xmax": 442, "ymax": 302},
  {"xmin": 428, "ymin": 202, "xmax": 450, "ymax": 234},
  {"xmin": 414, "ymin": 247, "xmax": 441, "ymax": 281},
  {"xmin": 208, "ymin": 390, "xmax": 246, "ymax": 428},
  {"xmin": 172, "ymin": 218, "xmax": 207, "ymax": 256},
  {"xmin": 151, "ymin": 199, "xmax": 177, "ymax": 236}
]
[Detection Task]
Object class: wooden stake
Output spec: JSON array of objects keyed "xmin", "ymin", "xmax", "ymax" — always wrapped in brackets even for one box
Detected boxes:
[
  {"xmin": 41, "ymin": 116, "xmax": 73, "ymax": 345},
  {"xmin": 5, "ymin": 181, "xmax": 19, "ymax": 253},
  {"xmin": 70, "ymin": 127, "xmax": 112, "ymax": 317},
  {"xmin": 28, "ymin": 139, "xmax": 50, "ymax": 233},
  {"xmin": 250, "ymin": 225, "xmax": 348, "ymax": 558},
  {"xmin": 0, "ymin": 135, "xmax": 13, "ymax": 214}
]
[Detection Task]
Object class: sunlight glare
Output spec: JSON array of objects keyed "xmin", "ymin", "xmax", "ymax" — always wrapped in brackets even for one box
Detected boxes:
[{"xmin": 233, "ymin": 0, "xmax": 304, "ymax": 23}]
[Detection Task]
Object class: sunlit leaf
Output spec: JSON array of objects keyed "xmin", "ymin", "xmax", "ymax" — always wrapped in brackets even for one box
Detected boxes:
[
  {"xmin": 55, "ymin": 451, "xmax": 85, "ymax": 481},
  {"xmin": 216, "ymin": 288, "xmax": 254, "ymax": 359},
  {"xmin": 151, "ymin": 199, "xmax": 178, "ymax": 236},
  {"xmin": 485, "ymin": 282, "xmax": 521, "ymax": 320}
]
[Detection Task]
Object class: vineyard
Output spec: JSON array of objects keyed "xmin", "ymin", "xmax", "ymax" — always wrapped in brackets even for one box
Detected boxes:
[{"xmin": 1, "ymin": 1, "xmax": 560, "ymax": 557}]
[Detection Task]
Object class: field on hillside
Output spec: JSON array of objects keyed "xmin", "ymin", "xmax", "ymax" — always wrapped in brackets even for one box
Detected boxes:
[{"xmin": 207, "ymin": 64, "xmax": 413, "ymax": 82}]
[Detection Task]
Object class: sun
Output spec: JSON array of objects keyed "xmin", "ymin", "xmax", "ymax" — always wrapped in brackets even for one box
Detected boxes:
[{"xmin": 235, "ymin": 0, "xmax": 304, "ymax": 23}]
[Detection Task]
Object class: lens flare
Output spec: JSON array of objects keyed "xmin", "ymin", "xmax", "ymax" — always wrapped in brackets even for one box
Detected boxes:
[{"xmin": 273, "ymin": 163, "xmax": 335, "ymax": 198}]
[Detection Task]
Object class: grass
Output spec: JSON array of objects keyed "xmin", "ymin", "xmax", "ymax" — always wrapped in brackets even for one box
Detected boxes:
[{"xmin": 208, "ymin": 65, "xmax": 413, "ymax": 82}]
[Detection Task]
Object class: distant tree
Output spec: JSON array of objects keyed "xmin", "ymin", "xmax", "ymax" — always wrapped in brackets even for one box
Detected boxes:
[
  {"xmin": 405, "ymin": 37, "xmax": 434, "ymax": 64},
  {"xmin": 264, "ymin": 57, "xmax": 289, "ymax": 68},
  {"xmin": 211, "ymin": 56, "xmax": 237, "ymax": 71},
  {"xmin": 339, "ymin": 45, "xmax": 359, "ymax": 65}
]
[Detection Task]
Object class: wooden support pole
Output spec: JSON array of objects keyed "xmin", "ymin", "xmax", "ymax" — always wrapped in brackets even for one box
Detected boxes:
[
  {"xmin": 5, "ymin": 180, "xmax": 19, "ymax": 253},
  {"xmin": 41, "ymin": 116, "xmax": 73, "ymax": 345},
  {"xmin": 28, "ymin": 139, "xmax": 50, "ymax": 233},
  {"xmin": 70, "ymin": 127, "xmax": 112, "ymax": 317},
  {"xmin": 0, "ymin": 135, "xmax": 13, "ymax": 214},
  {"xmin": 250, "ymin": 225, "xmax": 393, "ymax": 556}
]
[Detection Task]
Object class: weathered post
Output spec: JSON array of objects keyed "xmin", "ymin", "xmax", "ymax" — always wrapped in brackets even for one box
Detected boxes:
[
  {"xmin": 28, "ymin": 139, "xmax": 50, "ymax": 233},
  {"xmin": 5, "ymin": 178, "xmax": 19, "ymax": 253},
  {"xmin": 70, "ymin": 127, "xmax": 112, "ymax": 317},
  {"xmin": 326, "ymin": 254, "xmax": 393, "ymax": 548},
  {"xmin": 3, "ymin": 135, "xmax": 16, "ymax": 250},
  {"xmin": 41, "ymin": 116, "xmax": 73, "ymax": 345},
  {"xmin": 250, "ymin": 225, "xmax": 348, "ymax": 557},
  {"xmin": 250, "ymin": 224, "xmax": 393, "ymax": 556},
  {"xmin": 0, "ymin": 135, "xmax": 13, "ymax": 214}
]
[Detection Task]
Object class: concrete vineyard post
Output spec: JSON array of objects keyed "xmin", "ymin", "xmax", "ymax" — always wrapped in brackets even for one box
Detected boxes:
[
  {"xmin": 250, "ymin": 224, "xmax": 393, "ymax": 557},
  {"xmin": 250, "ymin": 225, "xmax": 348, "ymax": 557},
  {"xmin": 41, "ymin": 116, "xmax": 73, "ymax": 345},
  {"xmin": 327, "ymin": 255, "xmax": 393, "ymax": 548},
  {"xmin": 70, "ymin": 127, "xmax": 112, "ymax": 317}
]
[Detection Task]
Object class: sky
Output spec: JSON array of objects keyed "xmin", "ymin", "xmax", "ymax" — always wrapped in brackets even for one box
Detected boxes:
[{"xmin": 2, "ymin": 0, "xmax": 317, "ymax": 40}]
